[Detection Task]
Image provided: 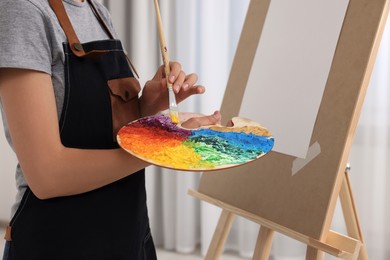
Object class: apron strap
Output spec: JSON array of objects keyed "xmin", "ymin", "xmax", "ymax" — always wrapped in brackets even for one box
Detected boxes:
[
  {"xmin": 48, "ymin": 0, "xmax": 109, "ymax": 58},
  {"xmin": 4, "ymin": 225, "xmax": 12, "ymax": 241},
  {"xmin": 48, "ymin": 0, "xmax": 139, "ymax": 77},
  {"xmin": 87, "ymin": 0, "xmax": 140, "ymax": 78},
  {"xmin": 87, "ymin": 0, "xmax": 115, "ymax": 39}
]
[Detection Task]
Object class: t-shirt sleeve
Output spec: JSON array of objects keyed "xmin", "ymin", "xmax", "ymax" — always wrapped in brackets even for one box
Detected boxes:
[{"xmin": 0, "ymin": 0, "xmax": 52, "ymax": 74}]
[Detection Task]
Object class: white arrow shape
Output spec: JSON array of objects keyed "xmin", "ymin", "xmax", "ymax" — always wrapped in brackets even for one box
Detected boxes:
[{"xmin": 291, "ymin": 141, "xmax": 321, "ymax": 176}]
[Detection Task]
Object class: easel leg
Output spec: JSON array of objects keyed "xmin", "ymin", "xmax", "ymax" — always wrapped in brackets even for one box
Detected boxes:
[
  {"xmin": 252, "ymin": 226, "xmax": 274, "ymax": 260},
  {"xmin": 306, "ymin": 246, "xmax": 325, "ymax": 260},
  {"xmin": 339, "ymin": 170, "xmax": 369, "ymax": 260},
  {"xmin": 205, "ymin": 209, "xmax": 235, "ymax": 260}
]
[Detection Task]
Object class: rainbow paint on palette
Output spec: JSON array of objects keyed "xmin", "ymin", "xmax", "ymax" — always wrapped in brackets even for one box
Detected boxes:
[{"xmin": 117, "ymin": 114, "xmax": 274, "ymax": 171}]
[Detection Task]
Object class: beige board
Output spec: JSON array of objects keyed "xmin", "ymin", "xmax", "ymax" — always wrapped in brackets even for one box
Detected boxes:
[{"xmin": 197, "ymin": 0, "xmax": 389, "ymax": 241}]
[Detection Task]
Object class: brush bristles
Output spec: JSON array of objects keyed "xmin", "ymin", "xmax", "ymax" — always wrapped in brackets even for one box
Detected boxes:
[
  {"xmin": 169, "ymin": 109, "xmax": 179, "ymax": 124},
  {"xmin": 168, "ymin": 87, "xmax": 179, "ymax": 123}
]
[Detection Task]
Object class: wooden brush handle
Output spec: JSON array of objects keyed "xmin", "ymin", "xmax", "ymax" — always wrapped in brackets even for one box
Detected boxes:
[{"xmin": 153, "ymin": 0, "xmax": 172, "ymax": 87}]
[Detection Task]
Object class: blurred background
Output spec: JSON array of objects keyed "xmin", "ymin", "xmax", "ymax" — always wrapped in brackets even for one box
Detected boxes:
[{"xmin": 1, "ymin": 0, "xmax": 389, "ymax": 259}]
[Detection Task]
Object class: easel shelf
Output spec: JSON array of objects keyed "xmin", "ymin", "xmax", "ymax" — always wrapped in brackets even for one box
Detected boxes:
[{"xmin": 189, "ymin": 170, "xmax": 364, "ymax": 259}]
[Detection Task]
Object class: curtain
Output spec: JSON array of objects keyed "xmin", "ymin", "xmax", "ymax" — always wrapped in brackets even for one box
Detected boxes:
[{"xmin": 104, "ymin": 1, "xmax": 390, "ymax": 259}]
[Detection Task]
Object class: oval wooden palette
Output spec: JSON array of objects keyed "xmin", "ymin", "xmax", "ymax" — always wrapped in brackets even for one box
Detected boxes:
[{"xmin": 117, "ymin": 113, "xmax": 274, "ymax": 172}]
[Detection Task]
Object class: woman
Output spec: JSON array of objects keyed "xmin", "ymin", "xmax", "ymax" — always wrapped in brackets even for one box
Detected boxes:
[{"xmin": 0, "ymin": 0, "xmax": 220, "ymax": 259}]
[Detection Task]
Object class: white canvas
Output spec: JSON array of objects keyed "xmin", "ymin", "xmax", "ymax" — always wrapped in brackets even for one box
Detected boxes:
[{"xmin": 239, "ymin": 0, "xmax": 349, "ymax": 158}]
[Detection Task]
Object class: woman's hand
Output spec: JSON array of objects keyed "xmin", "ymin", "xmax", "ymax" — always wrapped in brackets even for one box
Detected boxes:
[
  {"xmin": 139, "ymin": 61, "xmax": 205, "ymax": 117},
  {"xmin": 138, "ymin": 62, "xmax": 223, "ymax": 129},
  {"xmin": 181, "ymin": 111, "xmax": 222, "ymax": 129}
]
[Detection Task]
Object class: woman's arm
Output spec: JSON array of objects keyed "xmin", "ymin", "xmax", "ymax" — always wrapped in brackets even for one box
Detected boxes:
[
  {"xmin": 0, "ymin": 68, "xmax": 149, "ymax": 199},
  {"xmin": 0, "ymin": 67, "xmax": 221, "ymax": 200}
]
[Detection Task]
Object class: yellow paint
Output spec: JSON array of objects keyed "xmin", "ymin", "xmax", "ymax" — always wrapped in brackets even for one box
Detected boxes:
[
  {"xmin": 169, "ymin": 110, "xmax": 179, "ymax": 124},
  {"xmin": 122, "ymin": 137, "xmax": 214, "ymax": 169}
]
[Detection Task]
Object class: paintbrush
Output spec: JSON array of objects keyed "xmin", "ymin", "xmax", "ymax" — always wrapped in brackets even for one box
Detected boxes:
[{"xmin": 153, "ymin": 0, "xmax": 179, "ymax": 124}]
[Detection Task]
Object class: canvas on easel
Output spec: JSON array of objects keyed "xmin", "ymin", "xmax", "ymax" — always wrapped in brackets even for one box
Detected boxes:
[{"xmin": 188, "ymin": 0, "xmax": 390, "ymax": 259}]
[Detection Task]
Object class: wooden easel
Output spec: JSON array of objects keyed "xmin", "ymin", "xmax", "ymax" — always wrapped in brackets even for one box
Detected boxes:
[
  {"xmin": 188, "ymin": 0, "xmax": 390, "ymax": 259},
  {"xmin": 189, "ymin": 166, "xmax": 367, "ymax": 259}
]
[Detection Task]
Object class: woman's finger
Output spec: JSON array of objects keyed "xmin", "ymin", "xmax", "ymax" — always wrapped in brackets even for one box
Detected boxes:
[
  {"xmin": 168, "ymin": 61, "xmax": 182, "ymax": 83},
  {"xmin": 173, "ymin": 70, "xmax": 186, "ymax": 93},
  {"xmin": 175, "ymin": 84, "xmax": 205, "ymax": 104},
  {"xmin": 182, "ymin": 73, "xmax": 198, "ymax": 91}
]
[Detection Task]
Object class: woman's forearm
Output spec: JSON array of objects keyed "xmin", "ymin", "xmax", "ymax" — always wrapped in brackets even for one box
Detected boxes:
[{"xmin": 24, "ymin": 145, "xmax": 148, "ymax": 199}]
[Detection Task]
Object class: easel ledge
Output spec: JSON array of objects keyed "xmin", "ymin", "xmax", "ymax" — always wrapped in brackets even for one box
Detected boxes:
[{"xmin": 189, "ymin": 171, "xmax": 365, "ymax": 260}]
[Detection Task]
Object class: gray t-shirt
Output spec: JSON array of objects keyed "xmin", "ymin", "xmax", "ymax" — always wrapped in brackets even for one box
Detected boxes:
[{"xmin": 0, "ymin": 0, "xmax": 116, "ymax": 218}]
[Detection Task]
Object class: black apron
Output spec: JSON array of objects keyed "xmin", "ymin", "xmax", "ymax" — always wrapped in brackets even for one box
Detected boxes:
[{"xmin": 3, "ymin": 0, "xmax": 157, "ymax": 259}]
